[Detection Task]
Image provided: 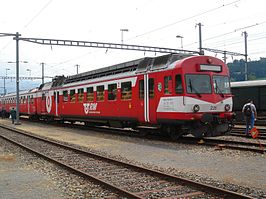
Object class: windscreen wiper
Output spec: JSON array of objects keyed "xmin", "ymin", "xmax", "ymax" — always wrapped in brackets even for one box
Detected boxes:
[
  {"xmin": 189, "ymin": 79, "xmax": 201, "ymax": 98},
  {"xmin": 215, "ymin": 80, "xmax": 224, "ymax": 97}
]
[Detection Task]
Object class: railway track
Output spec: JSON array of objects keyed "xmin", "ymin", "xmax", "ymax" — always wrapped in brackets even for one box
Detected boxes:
[
  {"xmin": 55, "ymin": 122, "xmax": 266, "ymax": 154},
  {"xmin": 0, "ymin": 124, "xmax": 253, "ymax": 199},
  {"xmin": 230, "ymin": 128, "xmax": 266, "ymax": 140},
  {"xmin": 15, "ymin": 118, "xmax": 266, "ymax": 154},
  {"xmin": 190, "ymin": 137, "xmax": 266, "ymax": 154}
]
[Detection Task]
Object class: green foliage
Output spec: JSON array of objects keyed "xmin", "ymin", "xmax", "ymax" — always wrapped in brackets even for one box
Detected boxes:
[{"xmin": 228, "ymin": 58, "xmax": 266, "ymax": 81}]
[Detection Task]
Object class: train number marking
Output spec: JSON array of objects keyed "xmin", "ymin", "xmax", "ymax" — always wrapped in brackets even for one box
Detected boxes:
[
  {"xmin": 83, "ymin": 103, "xmax": 98, "ymax": 114},
  {"xmin": 210, "ymin": 105, "xmax": 217, "ymax": 110}
]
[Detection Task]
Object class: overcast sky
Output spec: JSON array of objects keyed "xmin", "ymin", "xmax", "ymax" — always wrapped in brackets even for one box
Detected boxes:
[{"xmin": 0, "ymin": 0, "xmax": 266, "ymax": 91}]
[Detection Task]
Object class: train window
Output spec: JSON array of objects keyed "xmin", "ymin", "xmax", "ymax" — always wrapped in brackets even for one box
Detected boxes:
[
  {"xmin": 108, "ymin": 83, "xmax": 117, "ymax": 101},
  {"xmin": 42, "ymin": 93, "xmax": 45, "ymax": 100},
  {"xmin": 63, "ymin": 90, "xmax": 68, "ymax": 102},
  {"xmin": 86, "ymin": 87, "xmax": 94, "ymax": 102},
  {"xmin": 139, "ymin": 80, "xmax": 144, "ymax": 99},
  {"xmin": 96, "ymin": 85, "xmax": 104, "ymax": 101},
  {"xmin": 31, "ymin": 95, "xmax": 34, "ymax": 104},
  {"xmin": 164, "ymin": 76, "xmax": 172, "ymax": 94},
  {"xmin": 185, "ymin": 74, "xmax": 211, "ymax": 94},
  {"xmin": 149, "ymin": 78, "xmax": 154, "ymax": 98},
  {"xmin": 53, "ymin": 92, "xmax": 59, "ymax": 103},
  {"xmin": 175, "ymin": 75, "xmax": 183, "ymax": 94},
  {"xmin": 78, "ymin": 88, "xmax": 84, "ymax": 102},
  {"xmin": 70, "ymin": 89, "xmax": 76, "ymax": 102},
  {"xmin": 121, "ymin": 82, "xmax": 132, "ymax": 100},
  {"xmin": 213, "ymin": 75, "xmax": 231, "ymax": 94},
  {"xmin": 57, "ymin": 92, "xmax": 59, "ymax": 103}
]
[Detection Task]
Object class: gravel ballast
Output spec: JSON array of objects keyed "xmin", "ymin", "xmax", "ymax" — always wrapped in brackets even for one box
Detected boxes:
[{"xmin": 0, "ymin": 119, "xmax": 265, "ymax": 198}]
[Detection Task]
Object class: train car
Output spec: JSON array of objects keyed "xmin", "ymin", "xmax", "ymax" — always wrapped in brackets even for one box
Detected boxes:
[
  {"xmin": 0, "ymin": 88, "xmax": 38, "ymax": 119},
  {"xmin": 0, "ymin": 54, "xmax": 233, "ymax": 139},
  {"xmin": 231, "ymin": 80, "xmax": 266, "ymax": 122}
]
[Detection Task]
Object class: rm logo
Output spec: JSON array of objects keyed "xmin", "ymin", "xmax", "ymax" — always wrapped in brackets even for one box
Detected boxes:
[
  {"xmin": 83, "ymin": 103, "xmax": 97, "ymax": 114},
  {"xmin": 46, "ymin": 94, "xmax": 52, "ymax": 113}
]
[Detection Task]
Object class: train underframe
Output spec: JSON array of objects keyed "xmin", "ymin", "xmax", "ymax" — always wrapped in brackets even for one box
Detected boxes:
[
  {"xmin": 9, "ymin": 112, "xmax": 233, "ymax": 141},
  {"xmin": 159, "ymin": 113, "xmax": 234, "ymax": 140}
]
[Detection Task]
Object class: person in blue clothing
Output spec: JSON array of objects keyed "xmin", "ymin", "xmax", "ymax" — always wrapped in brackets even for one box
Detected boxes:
[{"xmin": 242, "ymin": 99, "xmax": 257, "ymax": 136}]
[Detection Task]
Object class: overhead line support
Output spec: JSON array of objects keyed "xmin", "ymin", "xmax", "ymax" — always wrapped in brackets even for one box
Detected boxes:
[
  {"xmin": 0, "ymin": 76, "xmax": 53, "ymax": 80},
  {"xmin": 202, "ymin": 47, "xmax": 245, "ymax": 63},
  {"xmin": 19, "ymin": 37, "xmax": 199, "ymax": 55}
]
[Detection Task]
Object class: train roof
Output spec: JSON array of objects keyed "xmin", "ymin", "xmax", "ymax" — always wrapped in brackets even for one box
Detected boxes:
[
  {"xmin": 2, "ymin": 87, "xmax": 39, "ymax": 97},
  {"xmin": 64, "ymin": 53, "xmax": 193, "ymax": 84},
  {"xmin": 231, "ymin": 80, "xmax": 266, "ymax": 88}
]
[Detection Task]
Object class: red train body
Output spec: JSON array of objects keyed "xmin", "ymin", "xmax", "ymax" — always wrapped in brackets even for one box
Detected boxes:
[{"xmin": 0, "ymin": 54, "xmax": 233, "ymax": 138}]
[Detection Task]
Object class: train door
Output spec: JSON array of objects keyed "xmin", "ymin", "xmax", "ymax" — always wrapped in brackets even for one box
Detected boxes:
[
  {"xmin": 27, "ymin": 95, "xmax": 30, "ymax": 114},
  {"xmin": 143, "ymin": 73, "xmax": 157, "ymax": 123},
  {"xmin": 41, "ymin": 92, "xmax": 46, "ymax": 113},
  {"xmin": 54, "ymin": 91, "xmax": 59, "ymax": 117}
]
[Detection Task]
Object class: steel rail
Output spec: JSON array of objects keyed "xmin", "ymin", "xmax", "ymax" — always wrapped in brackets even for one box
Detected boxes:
[
  {"xmin": 16, "ymin": 118, "xmax": 266, "ymax": 153},
  {"xmin": 0, "ymin": 124, "xmax": 254, "ymax": 199},
  {"xmin": 0, "ymin": 128, "xmax": 142, "ymax": 199}
]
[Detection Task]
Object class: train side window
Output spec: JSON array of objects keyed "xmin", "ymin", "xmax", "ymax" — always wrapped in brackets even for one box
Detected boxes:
[
  {"xmin": 139, "ymin": 80, "xmax": 144, "ymax": 99},
  {"xmin": 149, "ymin": 78, "xmax": 154, "ymax": 98},
  {"xmin": 31, "ymin": 95, "xmax": 34, "ymax": 104},
  {"xmin": 70, "ymin": 89, "xmax": 76, "ymax": 102},
  {"xmin": 108, "ymin": 83, "xmax": 117, "ymax": 101},
  {"xmin": 42, "ymin": 93, "xmax": 45, "ymax": 100},
  {"xmin": 86, "ymin": 87, "xmax": 94, "ymax": 102},
  {"xmin": 78, "ymin": 88, "xmax": 84, "ymax": 102},
  {"xmin": 54, "ymin": 92, "xmax": 59, "ymax": 103},
  {"xmin": 164, "ymin": 76, "xmax": 172, "ymax": 94},
  {"xmin": 175, "ymin": 75, "xmax": 183, "ymax": 94},
  {"xmin": 96, "ymin": 85, "xmax": 104, "ymax": 101},
  {"xmin": 121, "ymin": 82, "xmax": 132, "ymax": 100},
  {"xmin": 63, "ymin": 90, "xmax": 68, "ymax": 102}
]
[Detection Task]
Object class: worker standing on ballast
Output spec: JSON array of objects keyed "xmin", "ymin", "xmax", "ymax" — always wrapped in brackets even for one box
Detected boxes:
[{"xmin": 242, "ymin": 99, "xmax": 257, "ymax": 136}]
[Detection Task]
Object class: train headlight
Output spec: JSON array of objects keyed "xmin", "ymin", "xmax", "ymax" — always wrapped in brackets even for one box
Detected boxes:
[
  {"xmin": 193, "ymin": 104, "xmax": 200, "ymax": 112},
  {"xmin": 225, "ymin": 104, "xmax": 230, "ymax": 112}
]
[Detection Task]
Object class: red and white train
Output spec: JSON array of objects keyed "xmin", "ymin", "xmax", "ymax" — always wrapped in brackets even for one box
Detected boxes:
[{"xmin": 0, "ymin": 54, "xmax": 233, "ymax": 139}]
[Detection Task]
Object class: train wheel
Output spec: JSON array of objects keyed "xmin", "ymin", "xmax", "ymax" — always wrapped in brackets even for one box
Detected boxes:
[
  {"xmin": 201, "ymin": 123, "xmax": 213, "ymax": 137},
  {"xmin": 139, "ymin": 129, "xmax": 148, "ymax": 137},
  {"xmin": 162, "ymin": 125, "xmax": 182, "ymax": 141}
]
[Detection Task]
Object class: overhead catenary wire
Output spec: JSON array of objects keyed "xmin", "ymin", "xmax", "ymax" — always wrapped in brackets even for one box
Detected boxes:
[
  {"xmin": 23, "ymin": 0, "xmax": 53, "ymax": 29},
  {"xmin": 1, "ymin": 0, "xmax": 53, "ymax": 51},
  {"xmin": 41, "ymin": 0, "xmax": 244, "ymax": 67},
  {"xmin": 2, "ymin": 0, "xmax": 266, "ymax": 79},
  {"xmin": 128, "ymin": 0, "xmax": 242, "ymax": 40}
]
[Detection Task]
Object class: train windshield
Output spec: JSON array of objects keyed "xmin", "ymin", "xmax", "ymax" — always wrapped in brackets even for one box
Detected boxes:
[
  {"xmin": 213, "ymin": 75, "xmax": 231, "ymax": 94},
  {"xmin": 185, "ymin": 74, "xmax": 212, "ymax": 94}
]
